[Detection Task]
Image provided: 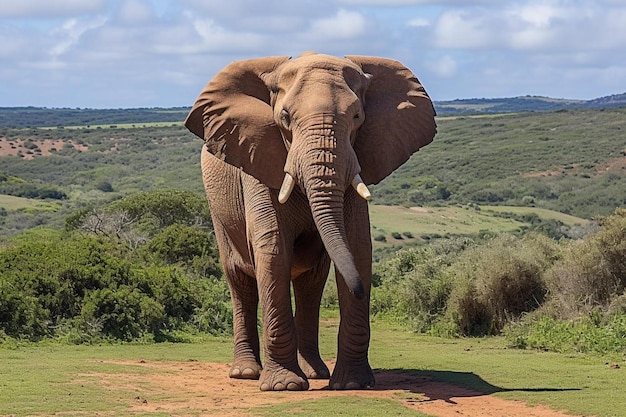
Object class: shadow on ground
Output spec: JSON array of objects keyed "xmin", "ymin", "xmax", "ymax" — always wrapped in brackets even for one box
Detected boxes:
[{"xmin": 368, "ymin": 368, "xmax": 581, "ymax": 404}]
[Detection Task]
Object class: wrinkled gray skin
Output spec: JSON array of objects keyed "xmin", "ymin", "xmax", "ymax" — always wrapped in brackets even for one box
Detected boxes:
[{"xmin": 185, "ymin": 52, "xmax": 436, "ymax": 391}]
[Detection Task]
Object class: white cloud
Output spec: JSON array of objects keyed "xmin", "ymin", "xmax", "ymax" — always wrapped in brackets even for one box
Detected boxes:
[
  {"xmin": 433, "ymin": 9, "xmax": 495, "ymax": 49},
  {"xmin": 406, "ymin": 17, "xmax": 430, "ymax": 28},
  {"xmin": 430, "ymin": 55, "xmax": 458, "ymax": 78},
  {"xmin": 1, "ymin": 0, "xmax": 625, "ymax": 107},
  {"xmin": 187, "ymin": 16, "xmax": 266, "ymax": 53},
  {"xmin": 49, "ymin": 16, "xmax": 108, "ymax": 59},
  {"xmin": 307, "ymin": 9, "xmax": 367, "ymax": 40},
  {"xmin": 0, "ymin": 0, "xmax": 106, "ymax": 18},
  {"xmin": 117, "ymin": 0, "xmax": 155, "ymax": 24}
]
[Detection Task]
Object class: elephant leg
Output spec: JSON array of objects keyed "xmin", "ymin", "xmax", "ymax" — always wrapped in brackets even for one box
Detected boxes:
[
  {"xmin": 243, "ymin": 179, "xmax": 308, "ymax": 391},
  {"xmin": 227, "ymin": 265, "xmax": 262, "ymax": 379},
  {"xmin": 330, "ymin": 277, "xmax": 374, "ymax": 389},
  {"xmin": 256, "ymin": 253, "xmax": 309, "ymax": 391},
  {"xmin": 329, "ymin": 190, "xmax": 375, "ymax": 390},
  {"xmin": 293, "ymin": 253, "xmax": 332, "ymax": 379}
]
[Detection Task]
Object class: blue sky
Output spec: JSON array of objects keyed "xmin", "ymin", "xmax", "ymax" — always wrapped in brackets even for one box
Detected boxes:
[{"xmin": 1, "ymin": 0, "xmax": 625, "ymax": 108}]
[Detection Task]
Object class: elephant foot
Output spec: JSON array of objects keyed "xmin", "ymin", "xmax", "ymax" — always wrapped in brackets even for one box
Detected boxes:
[
  {"xmin": 229, "ymin": 359, "xmax": 262, "ymax": 380},
  {"xmin": 298, "ymin": 351, "xmax": 330, "ymax": 379},
  {"xmin": 329, "ymin": 359, "xmax": 375, "ymax": 390},
  {"xmin": 259, "ymin": 362, "xmax": 309, "ymax": 391}
]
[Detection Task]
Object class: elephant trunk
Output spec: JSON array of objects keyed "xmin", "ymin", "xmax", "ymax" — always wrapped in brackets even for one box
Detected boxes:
[
  {"xmin": 308, "ymin": 179, "xmax": 364, "ymax": 298},
  {"xmin": 288, "ymin": 116, "xmax": 365, "ymax": 299}
]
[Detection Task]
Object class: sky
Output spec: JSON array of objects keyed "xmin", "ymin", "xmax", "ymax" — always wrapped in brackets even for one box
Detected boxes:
[{"xmin": 1, "ymin": 0, "xmax": 625, "ymax": 108}]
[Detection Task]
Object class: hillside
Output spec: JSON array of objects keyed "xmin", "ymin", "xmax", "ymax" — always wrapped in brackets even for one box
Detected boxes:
[
  {"xmin": 435, "ymin": 92, "xmax": 626, "ymax": 116},
  {"xmin": 0, "ymin": 107, "xmax": 188, "ymax": 129},
  {"xmin": 371, "ymin": 106, "xmax": 626, "ymax": 219},
  {"xmin": 0, "ymin": 106, "xmax": 625, "ymax": 237},
  {"xmin": 1, "ymin": 92, "xmax": 625, "ymax": 128}
]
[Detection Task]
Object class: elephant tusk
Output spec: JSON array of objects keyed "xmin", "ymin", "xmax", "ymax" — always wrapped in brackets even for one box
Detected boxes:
[
  {"xmin": 352, "ymin": 174, "xmax": 371, "ymax": 200},
  {"xmin": 278, "ymin": 173, "xmax": 295, "ymax": 204}
]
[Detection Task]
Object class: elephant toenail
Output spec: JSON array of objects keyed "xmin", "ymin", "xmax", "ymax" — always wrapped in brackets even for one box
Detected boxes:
[{"xmin": 287, "ymin": 381, "xmax": 301, "ymax": 391}]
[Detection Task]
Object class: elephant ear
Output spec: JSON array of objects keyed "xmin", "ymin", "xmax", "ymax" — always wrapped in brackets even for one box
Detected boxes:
[
  {"xmin": 346, "ymin": 56, "xmax": 437, "ymax": 185},
  {"xmin": 185, "ymin": 56, "xmax": 291, "ymax": 190}
]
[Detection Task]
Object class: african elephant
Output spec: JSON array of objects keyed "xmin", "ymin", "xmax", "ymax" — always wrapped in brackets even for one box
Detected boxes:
[{"xmin": 185, "ymin": 52, "xmax": 436, "ymax": 391}]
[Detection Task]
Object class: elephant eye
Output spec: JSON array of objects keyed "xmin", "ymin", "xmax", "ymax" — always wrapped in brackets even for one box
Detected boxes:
[{"xmin": 280, "ymin": 109, "xmax": 291, "ymax": 127}]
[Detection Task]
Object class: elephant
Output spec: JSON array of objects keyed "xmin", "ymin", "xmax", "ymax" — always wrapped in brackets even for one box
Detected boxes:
[{"xmin": 185, "ymin": 52, "xmax": 436, "ymax": 391}]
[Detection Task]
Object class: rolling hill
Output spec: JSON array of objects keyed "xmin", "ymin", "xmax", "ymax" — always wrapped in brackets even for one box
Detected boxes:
[
  {"xmin": 0, "ymin": 102, "xmax": 624, "ymax": 238},
  {"xmin": 1, "ymin": 92, "xmax": 625, "ymax": 128},
  {"xmin": 434, "ymin": 92, "xmax": 626, "ymax": 116}
]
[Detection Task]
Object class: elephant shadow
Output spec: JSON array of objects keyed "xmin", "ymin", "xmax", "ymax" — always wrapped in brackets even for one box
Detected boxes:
[{"xmin": 363, "ymin": 368, "xmax": 581, "ymax": 404}]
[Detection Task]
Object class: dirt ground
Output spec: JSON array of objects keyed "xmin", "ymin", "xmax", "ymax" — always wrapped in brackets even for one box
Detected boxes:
[{"xmin": 78, "ymin": 360, "xmax": 582, "ymax": 417}]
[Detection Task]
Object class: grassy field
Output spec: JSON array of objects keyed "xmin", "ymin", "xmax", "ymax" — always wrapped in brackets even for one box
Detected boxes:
[
  {"xmin": 0, "ymin": 194, "xmax": 60, "ymax": 211},
  {"xmin": 1, "ymin": 316, "xmax": 624, "ymax": 417},
  {"xmin": 368, "ymin": 204, "xmax": 589, "ymax": 250},
  {"xmin": 40, "ymin": 121, "xmax": 183, "ymax": 130},
  {"xmin": 479, "ymin": 205, "xmax": 591, "ymax": 226}
]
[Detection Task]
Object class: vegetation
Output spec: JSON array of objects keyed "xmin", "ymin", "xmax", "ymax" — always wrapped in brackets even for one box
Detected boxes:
[
  {"xmin": 367, "ymin": 209, "xmax": 626, "ymax": 354},
  {"xmin": 1, "ymin": 106, "xmax": 625, "ymax": 360},
  {"xmin": 0, "ymin": 107, "xmax": 188, "ymax": 128},
  {"xmin": 0, "ymin": 190, "xmax": 229, "ymax": 343},
  {"xmin": 1, "ymin": 319, "xmax": 626, "ymax": 417},
  {"xmin": 434, "ymin": 92, "xmax": 626, "ymax": 116},
  {"xmin": 372, "ymin": 107, "xmax": 626, "ymax": 219}
]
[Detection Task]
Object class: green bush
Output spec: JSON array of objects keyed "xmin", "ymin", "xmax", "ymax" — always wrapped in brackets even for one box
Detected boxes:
[
  {"xmin": 371, "ymin": 238, "xmax": 474, "ymax": 331},
  {"xmin": 108, "ymin": 189, "xmax": 212, "ymax": 230},
  {"xmin": 507, "ymin": 313, "xmax": 626, "ymax": 354},
  {"xmin": 440, "ymin": 234, "xmax": 558, "ymax": 336},
  {"xmin": 547, "ymin": 208, "xmax": 626, "ymax": 317},
  {"xmin": 0, "ymin": 227, "xmax": 230, "ymax": 342},
  {"xmin": 373, "ymin": 234, "xmax": 386, "ymax": 242}
]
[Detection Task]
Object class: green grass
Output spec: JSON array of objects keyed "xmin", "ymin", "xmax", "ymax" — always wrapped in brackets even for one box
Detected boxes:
[
  {"xmin": 2, "ymin": 316, "xmax": 625, "ymax": 417},
  {"xmin": 372, "ymin": 107, "xmax": 626, "ymax": 218},
  {"xmin": 39, "ymin": 121, "xmax": 183, "ymax": 130},
  {"xmin": 253, "ymin": 397, "xmax": 428, "ymax": 416},
  {"xmin": 0, "ymin": 194, "xmax": 60, "ymax": 211},
  {"xmin": 480, "ymin": 205, "xmax": 590, "ymax": 227},
  {"xmin": 368, "ymin": 204, "xmax": 588, "ymax": 249}
]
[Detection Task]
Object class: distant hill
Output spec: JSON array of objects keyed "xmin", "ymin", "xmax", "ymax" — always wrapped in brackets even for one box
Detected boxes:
[
  {"xmin": 0, "ymin": 107, "xmax": 188, "ymax": 129},
  {"xmin": 1, "ymin": 93, "xmax": 625, "ymax": 128},
  {"xmin": 435, "ymin": 93, "xmax": 626, "ymax": 116}
]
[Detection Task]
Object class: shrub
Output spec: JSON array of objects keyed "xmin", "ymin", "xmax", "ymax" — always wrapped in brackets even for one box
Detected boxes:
[
  {"xmin": 507, "ymin": 313, "xmax": 626, "ymax": 354},
  {"xmin": 547, "ymin": 208, "xmax": 626, "ymax": 317},
  {"xmin": 440, "ymin": 233, "xmax": 558, "ymax": 336},
  {"xmin": 0, "ymin": 228, "xmax": 229, "ymax": 342},
  {"xmin": 371, "ymin": 238, "xmax": 474, "ymax": 331},
  {"xmin": 145, "ymin": 224, "xmax": 216, "ymax": 265},
  {"xmin": 108, "ymin": 189, "xmax": 212, "ymax": 230},
  {"xmin": 373, "ymin": 234, "xmax": 386, "ymax": 242},
  {"xmin": 95, "ymin": 180, "xmax": 114, "ymax": 192}
]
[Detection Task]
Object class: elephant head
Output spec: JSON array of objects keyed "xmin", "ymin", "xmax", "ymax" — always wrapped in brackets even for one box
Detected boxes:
[{"xmin": 186, "ymin": 52, "xmax": 436, "ymax": 298}]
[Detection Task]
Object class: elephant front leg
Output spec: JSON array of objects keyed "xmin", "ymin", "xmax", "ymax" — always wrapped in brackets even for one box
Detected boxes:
[
  {"xmin": 257, "ymin": 253, "xmax": 309, "ymax": 391},
  {"xmin": 329, "ymin": 190, "xmax": 375, "ymax": 390},
  {"xmin": 330, "ymin": 270, "xmax": 375, "ymax": 390}
]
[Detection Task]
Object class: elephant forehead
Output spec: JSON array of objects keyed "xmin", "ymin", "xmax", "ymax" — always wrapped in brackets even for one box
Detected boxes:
[{"xmin": 284, "ymin": 54, "xmax": 363, "ymax": 77}]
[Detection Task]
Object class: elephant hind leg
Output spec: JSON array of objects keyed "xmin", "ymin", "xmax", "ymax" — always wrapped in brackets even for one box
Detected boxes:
[{"xmin": 227, "ymin": 266, "xmax": 262, "ymax": 380}]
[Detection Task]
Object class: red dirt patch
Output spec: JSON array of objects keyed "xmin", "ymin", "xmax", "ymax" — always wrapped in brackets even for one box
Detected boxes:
[
  {"xmin": 75, "ymin": 360, "xmax": 582, "ymax": 417},
  {"xmin": 0, "ymin": 137, "xmax": 88, "ymax": 159}
]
